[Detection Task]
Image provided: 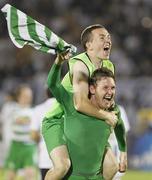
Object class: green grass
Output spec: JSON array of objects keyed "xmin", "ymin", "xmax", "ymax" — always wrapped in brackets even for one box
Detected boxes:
[
  {"xmin": 122, "ymin": 170, "xmax": 152, "ymax": 180},
  {"xmin": 0, "ymin": 168, "xmax": 39, "ymax": 180},
  {"xmin": 1, "ymin": 168, "xmax": 152, "ymax": 180}
]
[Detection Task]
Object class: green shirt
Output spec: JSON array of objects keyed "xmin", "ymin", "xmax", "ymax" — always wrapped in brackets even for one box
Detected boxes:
[{"xmin": 48, "ymin": 63, "xmax": 126, "ymax": 178}]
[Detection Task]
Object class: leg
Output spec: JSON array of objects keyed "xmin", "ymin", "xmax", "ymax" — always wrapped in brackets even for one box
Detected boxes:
[
  {"xmin": 42, "ymin": 104, "xmax": 70, "ymax": 179},
  {"xmin": 4, "ymin": 142, "xmax": 17, "ymax": 180},
  {"xmin": 24, "ymin": 167, "xmax": 37, "ymax": 180},
  {"xmin": 103, "ymin": 148, "xmax": 119, "ymax": 180},
  {"xmin": 45, "ymin": 145, "xmax": 71, "ymax": 180},
  {"xmin": 5, "ymin": 169, "xmax": 16, "ymax": 180}
]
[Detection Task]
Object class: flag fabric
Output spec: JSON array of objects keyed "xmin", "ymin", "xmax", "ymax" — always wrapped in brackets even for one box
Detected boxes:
[{"xmin": 1, "ymin": 4, "xmax": 77, "ymax": 55}]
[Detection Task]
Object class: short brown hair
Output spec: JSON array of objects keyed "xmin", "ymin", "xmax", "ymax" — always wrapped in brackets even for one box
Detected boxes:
[
  {"xmin": 89, "ymin": 67, "xmax": 115, "ymax": 86},
  {"xmin": 88, "ymin": 67, "xmax": 115, "ymax": 99},
  {"xmin": 81, "ymin": 24, "xmax": 105, "ymax": 50}
]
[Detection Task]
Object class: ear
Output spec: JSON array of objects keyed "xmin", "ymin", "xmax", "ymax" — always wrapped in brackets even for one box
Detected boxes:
[
  {"xmin": 89, "ymin": 85, "xmax": 95, "ymax": 95},
  {"xmin": 86, "ymin": 41, "xmax": 92, "ymax": 50}
]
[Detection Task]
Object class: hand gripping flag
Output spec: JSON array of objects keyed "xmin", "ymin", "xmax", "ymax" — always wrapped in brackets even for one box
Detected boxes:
[{"xmin": 1, "ymin": 4, "xmax": 77, "ymax": 55}]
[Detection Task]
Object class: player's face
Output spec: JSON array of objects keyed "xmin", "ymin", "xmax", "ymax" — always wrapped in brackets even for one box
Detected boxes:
[
  {"xmin": 18, "ymin": 87, "xmax": 33, "ymax": 106},
  {"xmin": 92, "ymin": 77, "xmax": 115, "ymax": 109},
  {"xmin": 89, "ymin": 28, "xmax": 112, "ymax": 59}
]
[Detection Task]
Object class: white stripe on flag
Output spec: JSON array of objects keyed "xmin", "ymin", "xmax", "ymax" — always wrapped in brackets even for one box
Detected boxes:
[
  {"xmin": 47, "ymin": 48, "xmax": 56, "ymax": 54},
  {"xmin": 35, "ymin": 22, "xmax": 49, "ymax": 46},
  {"xmin": 17, "ymin": 10, "xmax": 42, "ymax": 49},
  {"xmin": 49, "ymin": 31, "xmax": 59, "ymax": 47},
  {"xmin": 2, "ymin": 4, "xmax": 23, "ymax": 48},
  {"xmin": 35, "ymin": 22, "xmax": 55, "ymax": 54}
]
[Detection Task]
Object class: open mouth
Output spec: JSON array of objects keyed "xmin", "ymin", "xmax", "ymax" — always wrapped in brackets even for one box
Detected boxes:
[
  {"xmin": 104, "ymin": 96, "xmax": 112, "ymax": 101},
  {"xmin": 103, "ymin": 43, "xmax": 111, "ymax": 52},
  {"xmin": 104, "ymin": 47, "xmax": 109, "ymax": 51},
  {"xmin": 103, "ymin": 46, "xmax": 110, "ymax": 53}
]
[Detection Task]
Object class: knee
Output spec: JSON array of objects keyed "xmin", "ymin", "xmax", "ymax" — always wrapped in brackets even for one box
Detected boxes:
[
  {"xmin": 24, "ymin": 167, "xmax": 36, "ymax": 178},
  {"xmin": 64, "ymin": 158, "xmax": 71, "ymax": 173}
]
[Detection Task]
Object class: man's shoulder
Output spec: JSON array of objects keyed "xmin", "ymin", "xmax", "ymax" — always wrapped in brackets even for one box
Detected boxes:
[
  {"xmin": 70, "ymin": 52, "xmax": 86, "ymax": 60},
  {"xmin": 69, "ymin": 52, "xmax": 89, "ymax": 65},
  {"xmin": 70, "ymin": 52, "xmax": 90, "ymax": 72}
]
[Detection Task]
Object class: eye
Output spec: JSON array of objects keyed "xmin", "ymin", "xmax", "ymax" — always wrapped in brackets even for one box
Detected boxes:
[
  {"xmin": 99, "ymin": 35, "xmax": 105, "ymax": 40},
  {"xmin": 111, "ymin": 86, "xmax": 115, "ymax": 90},
  {"xmin": 104, "ymin": 86, "xmax": 108, "ymax": 90},
  {"xmin": 100, "ymin": 37, "xmax": 104, "ymax": 40}
]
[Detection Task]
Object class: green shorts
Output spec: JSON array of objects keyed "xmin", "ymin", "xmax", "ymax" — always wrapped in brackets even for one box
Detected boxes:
[
  {"xmin": 42, "ymin": 116, "xmax": 66, "ymax": 154},
  {"xmin": 5, "ymin": 141, "xmax": 37, "ymax": 171}
]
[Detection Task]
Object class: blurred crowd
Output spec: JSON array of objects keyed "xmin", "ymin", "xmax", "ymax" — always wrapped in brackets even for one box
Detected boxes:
[{"xmin": 0, "ymin": 0, "xmax": 152, "ymax": 150}]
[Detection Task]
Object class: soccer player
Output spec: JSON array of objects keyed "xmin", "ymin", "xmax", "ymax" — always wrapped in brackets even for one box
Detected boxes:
[
  {"xmin": 30, "ymin": 89, "xmax": 54, "ymax": 179},
  {"xmin": 0, "ymin": 92, "xmax": 17, "ymax": 168},
  {"xmin": 42, "ymin": 24, "xmax": 127, "ymax": 179},
  {"xmin": 4, "ymin": 84, "xmax": 37, "ymax": 180},
  {"xmin": 45, "ymin": 53, "xmax": 126, "ymax": 180}
]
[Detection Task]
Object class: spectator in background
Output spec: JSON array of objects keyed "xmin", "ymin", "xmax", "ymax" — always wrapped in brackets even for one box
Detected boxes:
[
  {"xmin": 0, "ymin": 92, "xmax": 17, "ymax": 168},
  {"xmin": 135, "ymin": 108, "xmax": 152, "ymax": 135},
  {"xmin": 30, "ymin": 89, "xmax": 55, "ymax": 180},
  {"xmin": 4, "ymin": 84, "xmax": 37, "ymax": 180}
]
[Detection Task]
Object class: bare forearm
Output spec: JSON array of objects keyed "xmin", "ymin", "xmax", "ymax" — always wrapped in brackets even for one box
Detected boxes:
[
  {"xmin": 119, "ymin": 151, "xmax": 127, "ymax": 172},
  {"xmin": 74, "ymin": 95, "xmax": 117, "ymax": 127},
  {"xmin": 75, "ymin": 96, "xmax": 110, "ymax": 120}
]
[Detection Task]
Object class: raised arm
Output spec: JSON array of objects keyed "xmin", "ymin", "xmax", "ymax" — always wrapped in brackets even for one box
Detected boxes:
[
  {"xmin": 47, "ymin": 54, "xmax": 69, "ymax": 104},
  {"xmin": 72, "ymin": 61, "xmax": 117, "ymax": 127}
]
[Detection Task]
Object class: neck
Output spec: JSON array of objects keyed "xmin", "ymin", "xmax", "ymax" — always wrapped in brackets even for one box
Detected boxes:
[
  {"xmin": 18, "ymin": 102, "xmax": 30, "ymax": 108},
  {"xmin": 87, "ymin": 51, "xmax": 102, "ymax": 69},
  {"xmin": 90, "ymin": 96, "xmax": 99, "ymax": 109}
]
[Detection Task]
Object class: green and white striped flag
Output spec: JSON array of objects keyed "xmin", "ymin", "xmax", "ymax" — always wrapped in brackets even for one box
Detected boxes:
[{"xmin": 1, "ymin": 4, "xmax": 77, "ymax": 55}]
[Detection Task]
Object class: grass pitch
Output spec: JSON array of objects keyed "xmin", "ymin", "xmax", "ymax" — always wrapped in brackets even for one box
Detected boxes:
[
  {"xmin": 122, "ymin": 170, "xmax": 152, "ymax": 180},
  {"xmin": 1, "ymin": 168, "xmax": 152, "ymax": 180}
]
